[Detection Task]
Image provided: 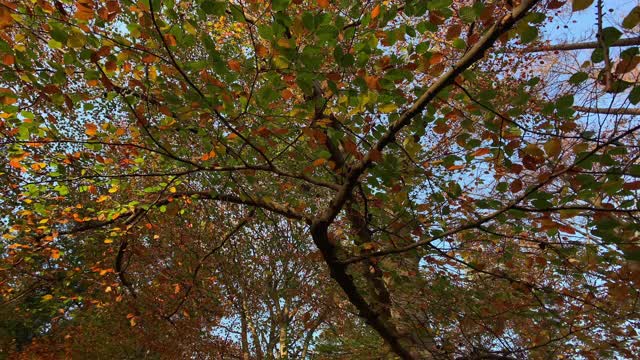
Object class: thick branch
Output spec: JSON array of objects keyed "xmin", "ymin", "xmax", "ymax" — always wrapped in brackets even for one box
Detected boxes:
[{"xmin": 310, "ymin": 2, "xmax": 541, "ymax": 358}]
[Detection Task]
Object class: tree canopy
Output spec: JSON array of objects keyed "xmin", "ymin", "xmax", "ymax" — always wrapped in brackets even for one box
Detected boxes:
[{"xmin": 1, "ymin": 0, "xmax": 640, "ymax": 358}]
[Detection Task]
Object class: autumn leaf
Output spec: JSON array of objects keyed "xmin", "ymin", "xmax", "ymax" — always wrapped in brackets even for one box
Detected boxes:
[
  {"xmin": 371, "ymin": 5, "xmax": 381, "ymax": 19},
  {"xmin": 313, "ymin": 158, "xmax": 327, "ymax": 167},
  {"xmin": 164, "ymin": 34, "xmax": 177, "ymax": 47},
  {"xmin": 228, "ymin": 60, "xmax": 241, "ymax": 71},
  {"xmin": 429, "ymin": 53, "xmax": 444, "ymax": 65},
  {"xmin": 85, "ymin": 123, "xmax": 98, "ymax": 136},
  {"xmin": 317, "ymin": 0, "xmax": 329, "ymax": 8},
  {"xmin": 364, "ymin": 75, "xmax": 380, "ymax": 90},
  {"xmin": 2, "ymin": 54, "xmax": 14, "ymax": 66},
  {"xmin": 471, "ymin": 148, "xmax": 490, "ymax": 157},
  {"xmin": 0, "ymin": 7, "xmax": 13, "ymax": 29}
]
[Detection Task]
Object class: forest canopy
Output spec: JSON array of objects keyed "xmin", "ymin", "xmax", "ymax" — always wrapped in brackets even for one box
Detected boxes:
[{"xmin": 1, "ymin": 0, "xmax": 640, "ymax": 359}]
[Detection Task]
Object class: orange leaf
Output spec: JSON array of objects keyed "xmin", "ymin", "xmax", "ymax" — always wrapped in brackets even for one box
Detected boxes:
[
  {"xmin": 228, "ymin": 60, "xmax": 241, "ymax": 71},
  {"xmin": 429, "ymin": 53, "xmax": 444, "ymax": 65},
  {"xmin": 2, "ymin": 54, "xmax": 14, "ymax": 66},
  {"xmin": 141, "ymin": 54, "xmax": 156, "ymax": 64},
  {"xmin": 281, "ymin": 89, "xmax": 294, "ymax": 100},
  {"xmin": 371, "ymin": 4, "xmax": 381, "ymax": 19},
  {"xmin": 51, "ymin": 249, "xmax": 61, "ymax": 259},
  {"xmin": 447, "ymin": 165, "xmax": 464, "ymax": 171},
  {"xmin": 85, "ymin": 123, "xmax": 98, "ymax": 136},
  {"xmin": 317, "ymin": 0, "xmax": 330, "ymax": 8},
  {"xmin": 9, "ymin": 158, "xmax": 22, "ymax": 169},
  {"xmin": 364, "ymin": 75, "xmax": 380, "ymax": 90},
  {"xmin": 256, "ymin": 44, "xmax": 269, "ymax": 58},
  {"xmin": 164, "ymin": 34, "xmax": 177, "ymax": 47},
  {"xmin": 313, "ymin": 158, "xmax": 327, "ymax": 167}
]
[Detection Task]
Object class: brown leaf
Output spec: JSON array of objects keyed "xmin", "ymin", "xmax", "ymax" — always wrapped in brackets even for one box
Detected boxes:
[{"xmin": 510, "ymin": 179, "xmax": 523, "ymax": 193}]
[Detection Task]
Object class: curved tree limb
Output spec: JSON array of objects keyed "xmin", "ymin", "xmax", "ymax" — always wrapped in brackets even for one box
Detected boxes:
[{"xmin": 310, "ymin": 1, "xmax": 541, "ymax": 359}]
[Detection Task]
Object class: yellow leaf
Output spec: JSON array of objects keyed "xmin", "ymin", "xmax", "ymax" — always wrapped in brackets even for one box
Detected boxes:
[
  {"xmin": 169, "ymin": 187, "xmax": 176, "ymax": 193},
  {"xmin": 42, "ymin": 294, "xmax": 54, "ymax": 301},
  {"xmin": 103, "ymin": 238, "xmax": 113, "ymax": 244},
  {"xmin": 149, "ymin": 65, "xmax": 157, "ymax": 82},
  {"xmin": 379, "ymin": 103, "xmax": 397, "ymax": 113},
  {"xmin": 96, "ymin": 195, "xmax": 110, "ymax": 203},
  {"xmin": 108, "ymin": 186, "xmax": 118, "ymax": 193},
  {"xmin": 184, "ymin": 22, "xmax": 197, "ymax": 35}
]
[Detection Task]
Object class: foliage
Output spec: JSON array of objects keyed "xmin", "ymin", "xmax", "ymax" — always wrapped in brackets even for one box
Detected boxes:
[{"xmin": 0, "ymin": 0, "xmax": 639, "ymax": 359}]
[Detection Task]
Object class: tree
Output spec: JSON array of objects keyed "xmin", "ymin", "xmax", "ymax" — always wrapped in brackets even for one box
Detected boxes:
[{"xmin": 1, "ymin": 0, "xmax": 639, "ymax": 358}]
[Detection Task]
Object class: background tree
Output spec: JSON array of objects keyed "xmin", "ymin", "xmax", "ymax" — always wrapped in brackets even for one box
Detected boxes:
[{"xmin": 1, "ymin": 0, "xmax": 639, "ymax": 359}]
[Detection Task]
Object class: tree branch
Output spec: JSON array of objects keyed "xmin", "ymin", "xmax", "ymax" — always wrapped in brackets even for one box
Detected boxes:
[
  {"xmin": 310, "ymin": 2, "xmax": 541, "ymax": 358},
  {"xmin": 517, "ymin": 36, "xmax": 640, "ymax": 53}
]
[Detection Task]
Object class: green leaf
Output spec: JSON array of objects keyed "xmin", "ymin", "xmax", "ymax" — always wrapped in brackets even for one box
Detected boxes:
[
  {"xmin": 601, "ymin": 27, "xmax": 622, "ymax": 47},
  {"xmin": 519, "ymin": 25, "xmax": 538, "ymax": 44},
  {"xmin": 572, "ymin": 0, "xmax": 593, "ymax": 12},
  {"xmin": 452, "ymin": 38, "xmax": 466, "ymax": 49},
  {"xmin": 569, "ymin": 72, "xmax": 588, "ymax": 85},
  {"xmin": 556, "ymin": 94, "xmax": 574, "ymax": 109},
  {"xmin": 622, "ymin": 6, "xmax": 640, "ymax": 29},
  {"xmin": 629, "ymin": 86, "xmax": 640, "ymax": 105},
  {"xmin": 271, "ymin": 0, "xmax": 291, "ymax": 11},
  {"xmin": 459, "ymin": 7, "xmax": 477, "ymax": 24},
  {"xmin": 427, "ymin": 0, "xmax": 452, "ymax": 11},
  {"xmin": 50, "ymin": 26, "xmax": 68, "ymax": 43},
  {"xmin": 201, "ymin": 0, "xmax": 226, "ymax": 15}
]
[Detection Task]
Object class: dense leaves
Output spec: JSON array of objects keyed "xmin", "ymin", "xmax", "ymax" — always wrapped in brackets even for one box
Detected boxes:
[{"xmin": 1, "ymin": 0, "xmax": 639, "ymax": 359}]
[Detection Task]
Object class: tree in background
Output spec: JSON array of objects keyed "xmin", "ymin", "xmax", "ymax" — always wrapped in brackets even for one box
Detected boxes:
[{"xmin": 1, "ymin": 0, "xmax": 639, "ymax": 358}]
